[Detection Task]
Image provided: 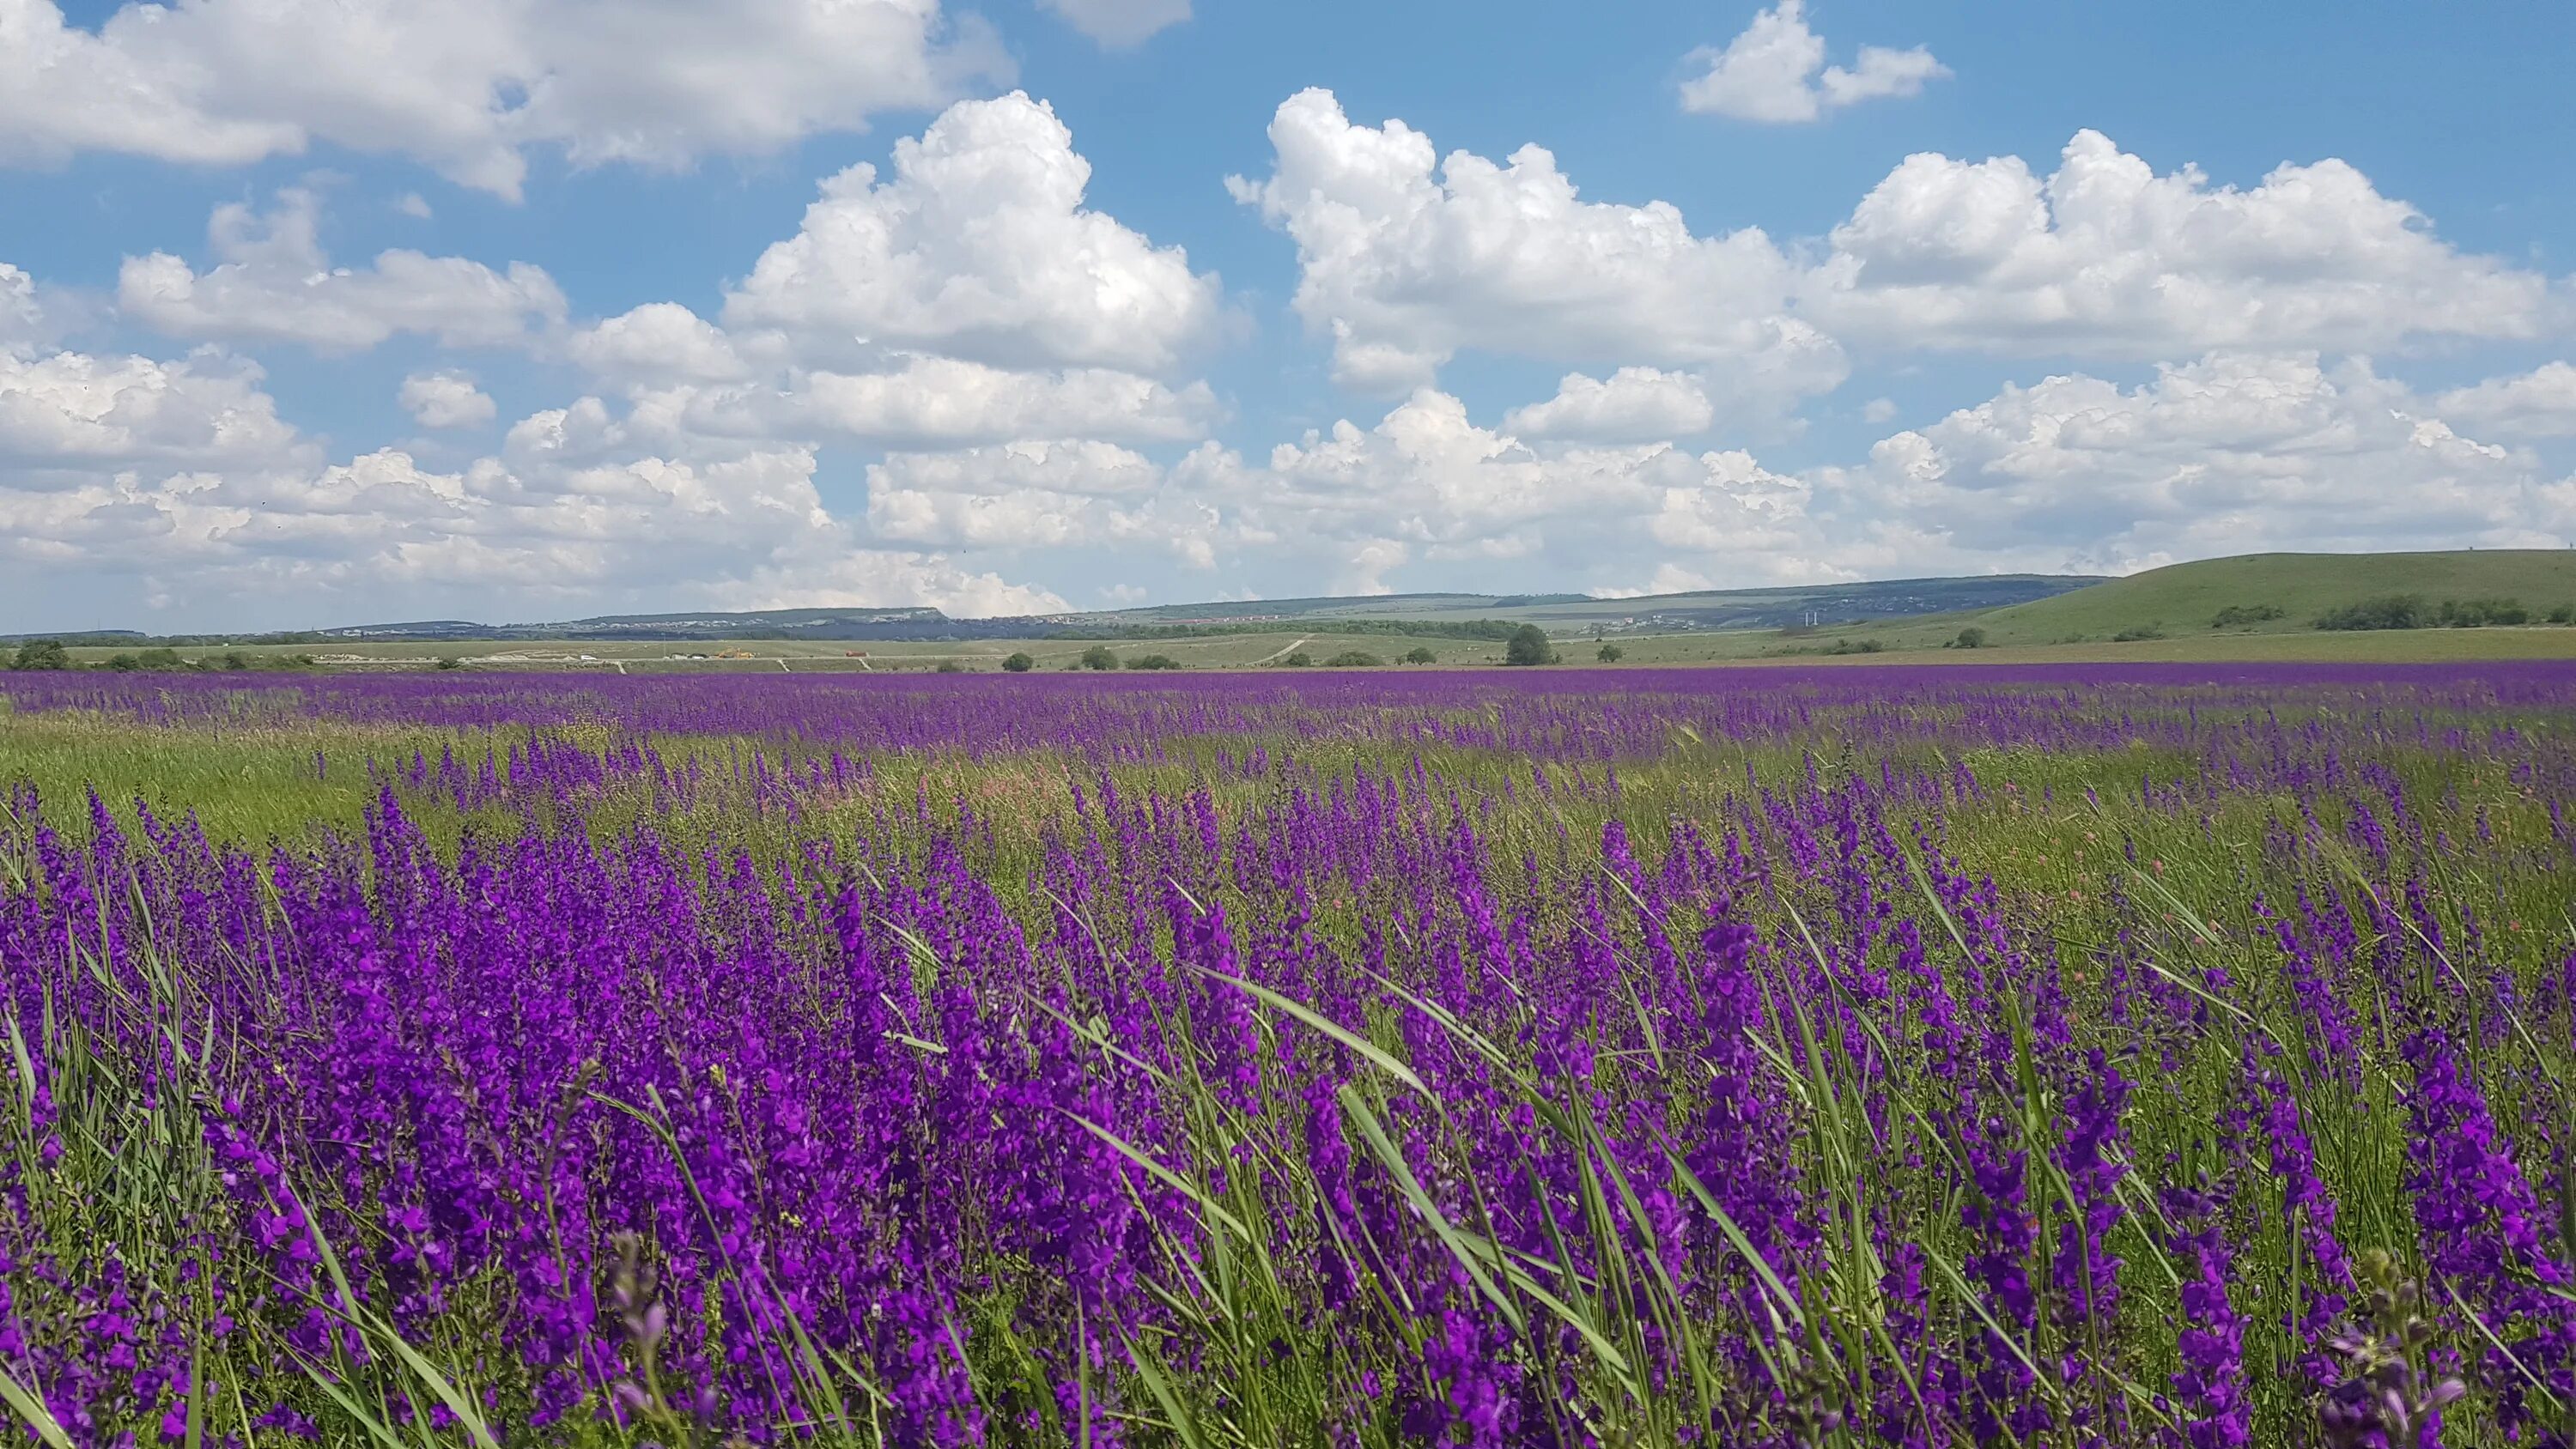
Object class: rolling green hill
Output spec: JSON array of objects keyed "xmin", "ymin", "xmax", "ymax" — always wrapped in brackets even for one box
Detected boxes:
[{"xmin": 1957, "ymin": 550, "xmax": 2576, "ymax": 647}]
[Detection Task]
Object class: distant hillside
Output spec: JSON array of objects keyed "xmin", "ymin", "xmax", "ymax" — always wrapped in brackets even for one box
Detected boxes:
[
  {"xmin": 1076, "ymin": 574, "xmax": 2099, "ymax": 633},
  {"xmin": 7, "ymin": 573, "xmax": 2100, "ymax": 646},
  {"xmin": 1976, "ymin": 550, "xmax": 2576, "ymax": 642}
]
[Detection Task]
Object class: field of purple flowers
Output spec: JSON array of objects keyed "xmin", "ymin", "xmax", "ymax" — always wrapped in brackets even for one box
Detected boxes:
[{"xmin": 5, "ymin": 664, "xmax": 2576, "ymax": 1446}]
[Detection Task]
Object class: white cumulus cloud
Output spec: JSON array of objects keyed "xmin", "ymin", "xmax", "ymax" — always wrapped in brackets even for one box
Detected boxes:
[
  {"xmin": 399, "ymin": 371, "xmax": 496, "ymax": 429},
  {"xmin": 1805, "ymin": 131, "xmax": 2565, "ymax": 357},
  {"xmin": 1039, "ymin": 0, "xmax": 1191, "ymax": 47},
  {"xmin": 0, "ymin": 0, "xmax": 1009, "ymax": 200},
  {"xmin": 1503, "ymin": 367, "xmax": 1716, "ymax": 442},
  {"xmin": 1680, "ymin": 1, "xmax": 1947, "ymax": 124},
  {"xmin": 120, "ymin": 189, "xmax": 565, "ymax": 352},
  {"xmin": 1230, "ymin": 88, "xmax": 1843, "ymax": 403},
  {"xmin": 2435, "ymin": 361, "xmax": 2576, "ymax": 438},
  {"xmin": 725, "ymin": 92, "xmax": 1224, "ymax": 374}
]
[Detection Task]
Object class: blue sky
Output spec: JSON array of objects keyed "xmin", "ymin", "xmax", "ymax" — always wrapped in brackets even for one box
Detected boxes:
[{"xmin": 4, "ymin": 0, "xmax": 2573, "ymax": 630}]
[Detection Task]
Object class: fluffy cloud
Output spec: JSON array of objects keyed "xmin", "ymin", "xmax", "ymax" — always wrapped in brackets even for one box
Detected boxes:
[
  {"xmin": 1805, "ymin": 131, "xmax": 2564, "ymax": 357},
  {"xmin": 1503, "ymin": 367, "xmax": 1716, "ymax": 442},
  {"xmin": 566, "ymin": 304, "xmax": 751, "ymax": 385},
  {"xmin": 120, "ymin": 190, "xmax": 565, "ymax": 351},
  {"xmin": 0, "ymin": 0, "xmax": 1007, "ymax": 199},
  {"xmin": 0, "ymin": 348, "xmax": 303, "ymax": 468},
  {"xmin": 789, "ymin": 358, "xmax": 1220, "ymax": 446},
  {"xmin": 1229, "ymin": 89, "xmax": 1842, "ymax": 399},
  {"xmin": 1, "ymin": 263, "xmax": 46, "ymax": 349},
  {"xmin": 725, "ymin": 92, "xmax": 1224, "ymax": 374},
  {"xmin": 1174, "ymin": 389, "xmax": 1834, "ymax": 591},
  {"xmin": 1039, "ymin": 0, "xmax": 1191, "ymax": 47},
  {"xmin": 0, "ymin": 337, "xmax": 1068, "ymax": 624},
  {"xmin": 2436, "ymin": 361, "xmax": 2576, "ymax": 438},
  {"xmin": 1820, "ymin": 353, "xmax": 2569, "ymax": 571},
  {"xmin": 866, "ymin": 439, "xmax": 1217, "ymax": 561},
  {"xmin": 1680, "ymin": 1, "xmax": 1947, "ymax": 124},
  {"xmin": 399, "ymin": 371, "xmax": 496, "ymax": 429}
]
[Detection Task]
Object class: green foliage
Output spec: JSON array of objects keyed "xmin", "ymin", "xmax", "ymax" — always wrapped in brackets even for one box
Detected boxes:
[
  {"xmin": 2315, "ymin": 595, "xmax": 2530, "ymax": 631},
  {"xmin": 1277, "ymin": 650, "xmax": 1312, "ymax": 667},
  {"xmin": 1504, "ymin": 624, "xmax": 1555, "ymax": 666},
  {"xmin": 2111, "ymin": 625, "xmax": 2166, "ymax": 642},
  {"xmin": 936, "ymin": 659, "xmax": 969, "ymax": 673},
  {"xmin": 1322, "ymin": 650, "xmax": 1383, "ymax": 667},
  {"xmin": 1949, "ymin": 627, "xmax": 1987, "ymax": 650},
  {"xmin": 1595, "ymin": 643, "xmax": 1624, "ymax": 663},
  {"xmin": 2208, "ymin": 603, "xmax": 2287, "ymax": 628},
  {"xmin": 1125, "ymin": 653, "xmax": 1183, "ymax": 670},
  {"xmin": 8, "ymin": 639, "xmax": 69, "ymax": 671},
  {"xmin": 2438, "ymin": 597, "xmax": 2529, "ymax": 627},
  {"xmin": 2549, "ymin": 605, "xmax": 2575, "ymax": 626},
  {"xmin": 433, "ymin": 655, "xmax": 465, "ymax": 670},
  {"xmin": 1400, "ymin": 646, "xmax": 1437, "ymax": 664},
  {"xmin": 1089, "ymin": 617, "xmax": 1524, "ymax": 642},
  {"xmin": 1001, "ymin": 652, "xmax": 1036, "ymax": 673},
  {"xmin": 1080, "ymin": 645, "xmax": 1121, "ymax": 670}
]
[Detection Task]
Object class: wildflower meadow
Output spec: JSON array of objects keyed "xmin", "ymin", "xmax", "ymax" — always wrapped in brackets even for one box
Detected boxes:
[{"xmin": 3, "ymin": 664, "xmax": 2574, "ymax": 1447}]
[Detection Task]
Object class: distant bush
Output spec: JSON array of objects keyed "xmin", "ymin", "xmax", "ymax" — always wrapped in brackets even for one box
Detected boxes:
[
  {"xmin": 2314, "ymin": 595, "xmax": 2529, "ymax": 631},
  {"xmin": 1504, "ymin": 624, "xmax": 1555, "ymax": 666},
  {"xmin": 1948, "ymin": 627, "xmax": 1988, "ymax": 650},
  {"xmin": 2438, "ymin": 597, "xmax": 2528, "ymax": 627},
  {"xmin": 2111, "ymin": 626, "xmax": 2166, "ymax": 643},
  {"xmin": 2549, "ymin": 605, "xmax": 2576, "ymax": 626},
  {"xmin": 1323, "ymin": 650, "xmax": 1383, "ymax": 667},
  {"xmin": 433, "ymin": 655, "xmax": 465, "ymax": 670},
  {"xmin": 936, "ymin": 660, "xmax": 968, "ymax": 673},
  {"xmin": 1278, "ymin": 651, "xmax": 1313, "ymax": 668},
  {"xmin": 2316, "ymin": 596, "xmax": 2429, "ymax": 631},
  {"xmin": 1079, "ymin": 645, "xmax": 1120, "ymax": 670},
  {"xmin": 1595, "ymin": 643, "xmax": 1624, "ymax": 663},
  {"xmin": 8, "ymin": 640, "xmax": 70, "ymax": 671},
  {"xmin": 1001, "ymin": 652, "xmax": 1035, "ymax": 672},
  {"xmin": 137, "ymin": 648, "xmax": 183, "ymax": 669},
  {"xmin": 1400, "ymin": 646, "xmax": 1437, "ymax": 664},
  {"xmin": 1824, "ymin": 638, "xmax": 1883, "ymax": 655},
  {"xmin": 2209, "ymin": 603, "xmax": 2286, "ymax": 628},
  {"xmin": 1125, "ymin": 654, "xmax": 1182, "ymax": 670},
  {"xmin": 222, "ymin": 652, "xmax": 250, "ymax": 672}
]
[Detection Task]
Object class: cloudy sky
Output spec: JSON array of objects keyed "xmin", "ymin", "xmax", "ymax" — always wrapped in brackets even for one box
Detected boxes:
[{"xmin": 5, "ymin": 0, "xmax": 2574, "ymax": 629}]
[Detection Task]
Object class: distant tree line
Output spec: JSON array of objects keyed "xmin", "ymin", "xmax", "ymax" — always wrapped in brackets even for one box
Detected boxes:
[
  {"xmin": 2314, "ymin": 596, "xmax": 2560, "ymax": 631},
  {"xmin": 6, "ymin": 640, "xmax": 317, "ymax": 672},
  {"xmin": 1078, "ymin": 618, "xmax": 1525, "ymax": 643}
]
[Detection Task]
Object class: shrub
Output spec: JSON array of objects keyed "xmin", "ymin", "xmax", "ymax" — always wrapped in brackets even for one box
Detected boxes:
[
  {"xmin": 433, "ymin": 655, "xmax": 465, "ymax": 671},
  {"xmin": 136, "ymin": 647, "xmax": 183, "ymax": 669},
  {"xmin": 222, "ymin": 652, "xmax": 250, "ymax": 672},
  {"xmin": 1949, "ymin": 627, "xmax": 1987, "ymax": 650},
  {"xmin": 2111, "ymin": 626, "xmax": 2166, "ymax": 642},
  {"xmin": 1079, "ymin": 645, "xmax": 1120, "ymax": 671},
  {"xmin": 104, "ymin": 653, "xmax": 141, "ymax": 671},
  {"xmin": 1595, "ymin": 644, "xmax": 1624, "ymax": 663},
  {"xmin": 8, "ymin": 639, "xmax": 70, "ymax": 671},
  {"xmin": 1400, "ymin": 646, "xmax": 1437, "ymax": 664},
  {"xmin": 2437, "ymin": 597, "xmax": 2527, "ymax": 627},
  {"xmin": 1278, "ymin": 651, "xmax": 1313, "ymax": 668},
  {"xmin": 936, "ymin": 660, "xmax": 968, "ymax": 673},
  {"xmin": 2549, "ymin": 605, "xmax": 2576, "ymax": 626},
  {"xmin": 2316, "ymin": 595, "xmax": 2429, "ymax": 631},
  {"xmin": 1125, "ymin": 654, "xmax": 1182, "ymax": 670},
  {"xmin": 1504, "ymin": 624, "xmax": 1555, "ymax": 666},
  {"xmin": 1001, "ymin": 652, "xmax": 1036, "ymax": 673},
  {"xmin": 1824, "ymin": 638, "xmax": 1883, "ymax": 655},
  {"xmin": 1323, "ymin": 651, "xmax": 1382, "ymax": 668},
  {"xmin": 2209, "ymin": 603, "xmax": 2286, "ymax": 628}
]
